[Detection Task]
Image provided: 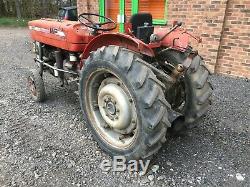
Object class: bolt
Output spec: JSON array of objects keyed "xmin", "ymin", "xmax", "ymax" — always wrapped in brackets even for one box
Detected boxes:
[
  {"xmin": 115, "ymin": 116, "xmax": 119, "ymax": 120},
  {"xmin": 177, "ymin": 64, "xmax": 184, "ymax": 72},
  {"xmin": 116, "ymin": 109, "xmax": 120, "ymax": 113},
  {"xmin": 103, "ymin": 123, "xmax": 109, "ymax": 128},
  {"xmin": 129, "ymin": 98, "xmax": 133, "ymax": 103},
  {"xmin": 119, "ymin": 135, "xmax": 125, "ymax": 139},
  {"xmin": 119, "ymin": 135, "xmax": 125, "ymax": 143},
  {"xmin": 117, "ymin": 82, "xmax": 121, "ymax": 86}
]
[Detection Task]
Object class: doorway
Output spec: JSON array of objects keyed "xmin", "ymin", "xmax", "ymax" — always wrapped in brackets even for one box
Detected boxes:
[
  {"xmin": 99, "ymin": 0, "xmax": 133, "ymax": 32},
  {"xmin": 99, "ymin": 0, "xmax": 168, "ymax": 32}
]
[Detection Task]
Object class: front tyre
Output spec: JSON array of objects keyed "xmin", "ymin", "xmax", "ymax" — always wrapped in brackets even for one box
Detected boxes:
[
  {"xmin": 79, "ymin": 46, "xmax": 171, "ymax": 160},
  {"xmin": 27, "ymin": 69, "xmax": 46, "ymax": 102}
]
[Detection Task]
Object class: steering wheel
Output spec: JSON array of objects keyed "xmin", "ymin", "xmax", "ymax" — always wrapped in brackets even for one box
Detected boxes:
[{"xmin": 78, "ymin": 13, "xmax": 117, "ymax": 31}]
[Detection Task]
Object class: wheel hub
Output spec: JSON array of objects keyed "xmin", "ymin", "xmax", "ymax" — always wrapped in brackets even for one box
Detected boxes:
[
  {"xmin": 98, "ymin": 82, "xmax": 132, "ymax": 130},
  {"xmin": 106, "ymin": 100, "xmax": 116, "ymax": 115},
  {"xmin": 86, "ymin": 72, "xmax": 138, "ymax": 149}
]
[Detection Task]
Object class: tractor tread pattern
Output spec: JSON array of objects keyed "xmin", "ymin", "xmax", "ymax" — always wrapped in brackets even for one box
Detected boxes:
[
  {"xmin": 28, "ymin": 69, "xmax": 46, "ymax": 102},
  {"xmin": 194, "ymin": 69, "xmax": 209, "ymax": 89},
  {"xmin": 143, "ymin": 84, "xmax": 159, "ymax": 108},
  {"xmin": 184, "ymin": 55, "xmax": 213, "ymax": 125},
  {"xmin": 80, "ymin": 45, "xmax": 171, "ymax": 160}
]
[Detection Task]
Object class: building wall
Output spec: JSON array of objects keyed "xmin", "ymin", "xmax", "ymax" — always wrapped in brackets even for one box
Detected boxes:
[
  {"xmin": 77, "ymin": 0, "xmax": 250, "ymax": 78},
  {"xmin": 167, "ymin": 0, "xmax": 228, "ymax": 73},
  {"xmin": 77, "ymin": 0, "xmax": 99, "ymax": 15},
  {"xmin": 215, "ymin": 0, "xmax": 250, "ymax": 78}
]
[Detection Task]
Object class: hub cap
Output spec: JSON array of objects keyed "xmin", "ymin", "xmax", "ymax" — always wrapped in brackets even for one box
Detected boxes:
[
  {"xmin": 85, "ymin": 71, "xmax": 138, "ymax": 149},
  {"xmin": 98, "ymin": 83, "xmax": 132, "ymax": 130}
]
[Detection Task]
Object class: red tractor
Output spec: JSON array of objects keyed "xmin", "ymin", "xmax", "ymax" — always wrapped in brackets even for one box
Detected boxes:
[{"xmin": 28, "ymin": 12, "xmax": 213, "ymax": 160}]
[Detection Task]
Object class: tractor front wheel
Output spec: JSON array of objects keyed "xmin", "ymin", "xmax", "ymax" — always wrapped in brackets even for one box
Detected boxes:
[
  {"xmin": 27, "ymin": 69, "xmax": 46, "ymax": 102},
  {"xmin": 79, "ymin": 46, "xmax": 171, "ymax": 160}
]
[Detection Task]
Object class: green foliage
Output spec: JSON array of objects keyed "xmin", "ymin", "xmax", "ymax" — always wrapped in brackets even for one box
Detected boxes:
[
  {"xmin": 0, "ymin": 17, "xmax": 30, "ymax": 27},
  {"xmin": 0, "ymin": 0, "xmax": 77, "ymax": 19}
]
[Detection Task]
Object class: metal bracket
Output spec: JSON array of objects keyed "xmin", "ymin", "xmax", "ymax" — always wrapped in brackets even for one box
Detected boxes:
[{"xmin": 34, "ymin": 58, "xmax": 78, "ymax": 75}]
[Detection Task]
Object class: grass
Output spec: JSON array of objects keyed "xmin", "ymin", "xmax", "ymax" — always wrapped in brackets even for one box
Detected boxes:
[{"xmin": 0, "ymin": 17, "xmax": 30, "ymax": 27}]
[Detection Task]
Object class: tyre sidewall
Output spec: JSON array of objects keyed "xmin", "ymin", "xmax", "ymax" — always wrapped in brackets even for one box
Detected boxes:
[{"xmin": 79, "ymin": 60, "xmax": 146, "ymax": 159}]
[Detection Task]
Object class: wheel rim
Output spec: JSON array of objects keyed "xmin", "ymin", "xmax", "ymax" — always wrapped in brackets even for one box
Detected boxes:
[
  {"xmin": 28, "ymin": 76, "xmax": 37, "ymax": 98},
  {"xmin": 85, "ymin": 69, "xmax": 138, "ymax": 149}
]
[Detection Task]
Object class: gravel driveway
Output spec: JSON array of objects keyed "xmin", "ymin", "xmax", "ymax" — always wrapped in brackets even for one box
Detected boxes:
[{"xmin": 0, "ymin": 28, "xmax": 249, "ymax": 187}]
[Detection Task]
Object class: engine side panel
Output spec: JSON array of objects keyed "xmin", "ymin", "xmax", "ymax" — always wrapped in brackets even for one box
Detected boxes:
[{"xmin": 28, "ymin": 19, "xmax": 94, "ymax": 52}]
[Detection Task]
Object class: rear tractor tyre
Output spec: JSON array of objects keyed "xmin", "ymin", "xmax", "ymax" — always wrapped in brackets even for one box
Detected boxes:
[
  {"xmin": 79, "ymin": 46, "xmax": 171, "ymax": 160},
  {"xmin": 183, "ymin": 55, "xmax": 213, "ymax": 126},
  {"xmin": 27, "ymin": 69, "xmax": 46, "ymax": 102},
  {"xmin": 166, "ymin": 52, "xmax": 213, "ymax": 134}
]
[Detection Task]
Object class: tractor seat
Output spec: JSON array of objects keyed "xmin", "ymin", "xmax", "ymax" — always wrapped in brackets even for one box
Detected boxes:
[{"xmin": 129, "ymin": 13, "xmax": 154, "ymax": 44}]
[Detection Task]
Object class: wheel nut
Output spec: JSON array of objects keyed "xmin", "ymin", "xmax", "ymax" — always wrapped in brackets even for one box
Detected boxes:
[
  {"xmin": 177, "ymin": 64, "xmax": 184, "ymax": 72},
  {"xmin": 119, "ymin": 135, "xmax": 125, "ymax": 142},
  {"xmin": 119, "ymin": 135, "xmax": 124, "ymax": 139}
]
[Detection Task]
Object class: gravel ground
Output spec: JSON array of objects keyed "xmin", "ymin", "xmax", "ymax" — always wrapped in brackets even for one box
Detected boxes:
[{"xmin": 0, "ymin": 28, "xmax": 249, "ymax": 187}]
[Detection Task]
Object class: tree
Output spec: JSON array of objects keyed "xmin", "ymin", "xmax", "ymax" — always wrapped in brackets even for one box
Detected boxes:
[
  {"xmin": 41, "ymin": 0, "xmax": 48, "ymax": 17},
  {"xmin": 14, "ymin": 0, "xmax": 21, "ymax": 19},
  {"xmin": 0, "ymin": 0, "xmax": 6, "ymax": 16}
]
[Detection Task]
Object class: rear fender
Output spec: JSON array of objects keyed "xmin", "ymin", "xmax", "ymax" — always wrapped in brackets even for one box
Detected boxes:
[
  {"xmin": 82, "ymin": 33, "xmax": 155, "ymax": 59},
  {"xmin": 154, "ymin": 28, "xmax": 202, "ymax": 52}
]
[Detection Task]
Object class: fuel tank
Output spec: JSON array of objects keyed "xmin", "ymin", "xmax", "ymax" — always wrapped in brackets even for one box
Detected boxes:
[{"xmin": 28, "ymin": 19, "xmax": 95, "ymax": 52}]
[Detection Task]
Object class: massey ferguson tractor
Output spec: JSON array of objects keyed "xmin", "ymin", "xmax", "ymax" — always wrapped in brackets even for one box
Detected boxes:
[{"xmin": 27, "ymin": 12, "xmax": 213, "ymax": 160}]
